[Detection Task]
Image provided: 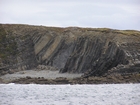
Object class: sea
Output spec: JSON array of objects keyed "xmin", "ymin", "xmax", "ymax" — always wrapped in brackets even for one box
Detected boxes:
[{"xmin": 0, "ymin": 83, "xmax": 140, "ymax": 105}]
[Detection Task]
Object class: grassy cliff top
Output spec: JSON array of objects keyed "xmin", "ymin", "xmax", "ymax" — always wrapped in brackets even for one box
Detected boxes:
[{"xmin": 1, "ymin": 24, "xmax": 140, "ymax": 35}]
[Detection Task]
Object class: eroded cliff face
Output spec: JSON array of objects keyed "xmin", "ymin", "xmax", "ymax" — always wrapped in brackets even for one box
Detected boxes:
[{"xmin": 0, "ymin": 24, "xmax": 140, "ymax": 77}]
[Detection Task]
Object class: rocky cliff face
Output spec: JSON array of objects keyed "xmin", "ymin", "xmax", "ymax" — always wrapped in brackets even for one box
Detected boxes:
[{"xmin": 0, "ymin": 24, "xmax": 140, "ymax": 77}]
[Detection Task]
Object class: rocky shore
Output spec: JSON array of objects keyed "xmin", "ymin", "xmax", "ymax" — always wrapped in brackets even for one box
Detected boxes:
[
  {"xmin": 13, "ymin": 75, "xmax": 140, "ymax": 84},
  {"xmin": 0, "ymin": 69, "xmax": 139, "ymax": 84},
  {"xmin": 0, "ymin": 24, "xmax": 140, "ymax": 84}
]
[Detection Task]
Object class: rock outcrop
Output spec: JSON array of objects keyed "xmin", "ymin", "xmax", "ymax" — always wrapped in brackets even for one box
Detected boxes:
[
  {"xmin": 9, "ymin": 73, "xmax": 140, "ymax": 84},
  {"xmin": 0, "ymin": 24, "xmax": 140, "ymax": 77}
]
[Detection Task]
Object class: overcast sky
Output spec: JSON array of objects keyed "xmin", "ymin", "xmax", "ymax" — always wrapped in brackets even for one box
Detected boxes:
[{"xmin": 0, "ymin": 0, "xmax": 140, "ymax": 30}]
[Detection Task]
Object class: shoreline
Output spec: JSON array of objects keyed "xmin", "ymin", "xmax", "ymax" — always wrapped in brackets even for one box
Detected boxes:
[
  {"xmin": 0, "ymin": 69, "xmax": 83, "ymax": 83},
  {"xmin": 0, "ymin": 70, "xmax": 140, "ymax": 84}
]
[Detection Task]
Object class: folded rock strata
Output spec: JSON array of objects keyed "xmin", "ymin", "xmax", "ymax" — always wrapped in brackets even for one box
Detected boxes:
[{"xmin": 0, "ymin": 24, "xmax": 140, "ymax": 77}]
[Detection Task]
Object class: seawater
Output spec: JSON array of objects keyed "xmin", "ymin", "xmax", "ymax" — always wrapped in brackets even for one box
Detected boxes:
[{"xmin": 0, "ymin": 83, "xmax": 140, "ymax": 105}]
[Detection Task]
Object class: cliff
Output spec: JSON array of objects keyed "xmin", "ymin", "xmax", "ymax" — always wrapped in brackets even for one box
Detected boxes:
[{"xmin": 0, "ymin": 24, "xmax": 140, "ymax": 77}]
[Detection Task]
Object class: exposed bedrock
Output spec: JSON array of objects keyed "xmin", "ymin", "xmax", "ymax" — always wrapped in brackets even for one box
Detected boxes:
[
  {"xmin": 60, "ymin": 38, "xmax": 128, "ymax": 76},
  {"xmin": 0, "ymin": 24, "xmax": 140, "ymax": 77}
]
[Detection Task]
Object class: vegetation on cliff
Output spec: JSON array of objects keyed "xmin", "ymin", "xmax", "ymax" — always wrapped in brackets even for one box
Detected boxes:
[
  {"xmin": 0, "ymin": 24, "xmax": 140, "ymax": 80},
  {"xmin": 0, "ymin": 25, "xmax": 17, "ymax": 66}
]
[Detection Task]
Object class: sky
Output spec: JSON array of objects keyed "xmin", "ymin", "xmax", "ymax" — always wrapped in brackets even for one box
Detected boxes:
[{"xmin": 0, "ymin": 0, "xmax": 140, "ymax": 30}]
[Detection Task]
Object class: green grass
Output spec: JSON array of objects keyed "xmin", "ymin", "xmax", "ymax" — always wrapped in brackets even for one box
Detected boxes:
[
  {"xmin": 0, "ymin": 25, "xmax": 17, "ymax": 60},
  {"xmin": 116, "ymin": 30, "xmax": 140, "ymax": 35}
]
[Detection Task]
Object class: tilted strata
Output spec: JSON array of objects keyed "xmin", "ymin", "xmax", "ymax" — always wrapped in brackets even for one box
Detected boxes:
[{"xmin": 0, "ymin": 24, "xmax": 140, "ymax": 78}]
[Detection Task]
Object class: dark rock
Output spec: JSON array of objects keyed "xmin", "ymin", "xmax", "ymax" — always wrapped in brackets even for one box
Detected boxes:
[
  {"xmin": 0, "ymin": 24, "xmax": 140, "ymax": 79},
  {"xmin": 54, "ymin": 77, "xmax": 69, "ymax": 84},
  {"xmin": 8, "ymin": 70, "xmax": 14, "ymax": 74},
  {"xmin": 26, "ymin": 76, "xmax": 31, "ymax": 79}
]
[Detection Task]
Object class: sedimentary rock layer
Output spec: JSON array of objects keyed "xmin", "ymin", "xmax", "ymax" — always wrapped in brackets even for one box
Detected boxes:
[{"xmin": 0, "ymin": 24, "xmax": 140, "ymax": 77}]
